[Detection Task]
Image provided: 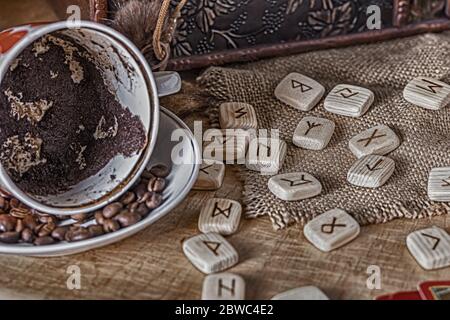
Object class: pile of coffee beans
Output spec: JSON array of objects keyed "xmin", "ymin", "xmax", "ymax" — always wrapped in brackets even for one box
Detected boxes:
[{"xmin": 0, "ymin": 164, "xmax": 170, "ymax": 246}]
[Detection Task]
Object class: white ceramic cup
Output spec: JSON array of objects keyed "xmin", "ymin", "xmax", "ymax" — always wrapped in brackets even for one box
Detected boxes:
[{"xmin": 0, "ymin": 21, "xmax": 161, "ymax": 215}]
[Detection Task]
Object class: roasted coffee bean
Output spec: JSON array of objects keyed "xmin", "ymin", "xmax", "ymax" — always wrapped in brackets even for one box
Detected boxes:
[
  {"xmin": 140, "ymin": 192, "xmax": 152, "ymax": 204},
  {"xmin": 121, "ymin": 192, "xmax": 136, "ymax": 205},
  {"xmin": 34, "ymin": 223, "xmax": 45, "ymax": 235},
  {"xmin": 147, "ymin": 177, "xmax": 166, "ymax": 193},
  {"xmin": 51, "ymin": 226, "xmax": 68, "ymax": 241},
  {"xmin": 34, "ymin": 236, "xmax": 55, "ymax": 246},
  {"xmin": 114, "ymin": 210, "xmax": 141, "ymax": 227},
  {"xmin": 0, "ymin": 214, "xmax": 17, "ymax": 232},
  {"xmin": 70, "ymin": 213, "xmax": 89, "ymax": 222},
  {"xmin": 103, "ymin": 219, "xmax": 120, "ymax": 233},
  {"xmin": 38, "ymin": 221, "xmax": 56, "ymax": 237},
  {"xmin": 9, "ymin": 207, "xmax": 31, "ymax": 219},
  {"xmin": 37, "ymin": 214, "xmax": 57, "ymax": 224},
  {"xmin": 9, "ymin": 198, "xmax": 20, "ymax": 208},
  {"xmin": 135, "ymin": 183, "xmax": 148, "ymax": 203},
  {"xmin": 140, "ymin": 170, "xmax": 155, "ymax": 179},
  {"xmin": 94, "ymin": 211, "xmax": 105, "ymax": 225},
  {"xmin": 145, "ymin": 193, "xmax": 163, "ymax": 209},
  {"xmin": 150, "ymin": 164, "xmax": 170, "ymax": 178},
  {"xmin": 66, "ymin": 227, "xmax": 91, "ymax": 242},
  {"xmin": 134, "ymin": 203, "xmax": 148, "ymax": 216},
  {"xmin": 0, "ymin": 231, "xmax": 20, "ymax": 243},
  {"xmin": 88, "ymin": 225, "xmax": 104, "ymax": 237},
  {"xmin": 15, "ymin": 219, "xmax": 24, "ymax": 233},
  {"xmin": 103, "ymin": 202, "xmax": 123, "ymax": 219},
  {"xmin": 21, "ymin": 228, "xmax": 34, "ymax": 243},
  {"xmin": 128, "ymin": 202, "xmax": 139, "ymax": 213},
  {"xmin": 23, "ymin": 215, "xmax": 38, "ymax": 230}
]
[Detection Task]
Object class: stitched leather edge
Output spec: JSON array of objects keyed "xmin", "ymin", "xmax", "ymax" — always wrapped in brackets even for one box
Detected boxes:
[{"xmin": 167, "ymin": 20, "xmax": 450, "ymax": 71}]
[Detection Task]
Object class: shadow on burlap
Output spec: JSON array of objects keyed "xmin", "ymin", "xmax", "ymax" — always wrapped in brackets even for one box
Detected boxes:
[{"xmin": 198, "ymin": 32, "xmax": 450, "ymax": 230}]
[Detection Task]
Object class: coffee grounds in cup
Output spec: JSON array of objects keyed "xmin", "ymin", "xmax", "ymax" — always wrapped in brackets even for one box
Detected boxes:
[{"xmin": 0, "ymin": 33, "xmax": 147, "ymax": 195}]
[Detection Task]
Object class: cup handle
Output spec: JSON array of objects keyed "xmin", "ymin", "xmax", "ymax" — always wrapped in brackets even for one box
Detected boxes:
[{"xmin": 154, "ymin": 71, "xmax": 182, "ymax": 98}]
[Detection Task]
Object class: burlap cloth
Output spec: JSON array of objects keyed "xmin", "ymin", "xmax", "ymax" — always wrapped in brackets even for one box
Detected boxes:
[{"xmin": 198, "ymin": 32, "xmax": 450, "ymax": 230}]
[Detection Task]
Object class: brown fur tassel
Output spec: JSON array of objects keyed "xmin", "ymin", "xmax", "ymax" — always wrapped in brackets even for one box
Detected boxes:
[{"xmin": 110, "ymin": 0, "xmax": 170, "ymax": 69}]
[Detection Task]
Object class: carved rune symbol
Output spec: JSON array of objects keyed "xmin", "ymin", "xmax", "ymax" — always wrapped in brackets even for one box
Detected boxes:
[
  {"xmin": 235, "ymin": 107, "xmax": 248, "ymax": 119},
  {"xmin": 256, "ymin": 143, "xmax": 271, "ymax": 157},
  {"xmin": 336, "ymin": 87, "xmax": 359, "ymax": 98},
  {"xmin": 200, "ymin": 164, "xmax": 213, "ymax": 175},
  {"xmin": 357, "ymin": 129, "xmax": 386, "ymax": 147},
  {"xmin": 291, "ymin": 79, "xmax": 312, "ymax": 93},
  {"xmin": 416, "ymin": 78, "xmax": 443, "ymax": 94},
  {"xmin": 304, "ymin": 121, "xmax": 322, "ymax": 136},
  {"xmin": 441, "ymin": 177, "xmax": 450, "ymax": 187},
  {"xmin": 203, "ymin": 240, "xmax": 221, "ymax": 256},
  {"xmin": 212, "ymin": 202, "xmax": 233, "ymax": 218},
  {"xmin": 280, "ymin": 175, "xmax": 312, "ymax": 187},
  {"xmin": 421, "ymin": 233, "xmax": 440, "ymax": 250},
  {"xmin": 321, "ymin": 217, "xmax": 347, "ymax": 234},
  {"xmin": 216, "ymin": 135, "xmax": 233, "ymax": 145},
  {"xmin": 366, "ymin": 159, "xmax": 383, "ymax": 172},
  {"xmin": 218, "ymin": 278, "xmax": 236, "ymax": 297}
]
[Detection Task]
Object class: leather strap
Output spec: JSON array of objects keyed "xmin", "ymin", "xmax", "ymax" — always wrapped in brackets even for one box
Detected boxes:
[{"xmin": 89, "ymin": 0, "xmax": 107, "ymax": 21}]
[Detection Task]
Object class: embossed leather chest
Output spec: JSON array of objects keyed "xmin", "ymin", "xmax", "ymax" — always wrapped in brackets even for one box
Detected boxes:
[{"xmin": 51, "ymin": 0, "xmax": 450, "ymax": 70}]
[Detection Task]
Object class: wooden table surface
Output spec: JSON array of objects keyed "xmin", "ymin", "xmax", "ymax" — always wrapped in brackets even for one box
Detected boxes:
[{"xmin": 1, "ymin": 1, "xmax": 450, "ymax": 300}]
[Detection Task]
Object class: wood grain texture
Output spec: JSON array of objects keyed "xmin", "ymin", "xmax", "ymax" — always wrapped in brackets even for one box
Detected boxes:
[
  {"xmin": 1, "ymin": 1, "xmax": 450, "ymax": 295},
  {"xmin": 219, "ymin": 102, "xmax": 258, "ymax": 130},
  {"xmin": 183, "ymin": 232, "xmax": 239, "ymax": 274},
  {"xmin": 0, "ymin": 164, "xmax": 450, "ymax": 299},
  {"xmin": 304, "ymin": 208, "xmax": 361, "ymax": 252},
  {"xmin": 193, "ymin": 160, "xmax": 225, "ymax": 191},
  {"xmin": 0, "ymin": 0, "xmax": 58, "ymax": 30},
  {"xmin": 406, "ymin": 226, "xmax": 450, "ymax": 270},
  {"xmin": 198, "ymin": 198, "xmax": 242, "ymax": 235},
  {"xmin": 202, "ymin": 273, "xmax": 245, "ymax": 300},
  {"xmin": 428, "ymin": 167, "xmax": 450, "ymax": 202},
  {"xmin": 403, "ymin": 77, "xmax": 450, "ymax": 110},
  {"xmin": 324, "ymin": 84, "xmax": 375, "ymax": 117},
  {"xmin": 347, "ymin": 155, "xmax": 395, "ymax": 188},
  {"xmin": 271, "ymin": 286, "xmax": 329, "ymax": 300},
  {"xmin": 268, "ymin": 172, "xmax": 322, "ymax": 201},
  {"xmin": 203, "ymin": 129, "xmax": 250, "ymax": 163},
  {"xmin": 348, "ymin": 125, "xmax": 400, "ymax": 159},
  {"xmin": 292, "ymin": 116, "xmax": 335, "ymax": 150},
  {"xmin": 274, "ymin": 73, "xmax": 325, "ymax": 112},
  {"xmin": 246, "ymin": 138, "xmax": 287, "ymax": 175}
]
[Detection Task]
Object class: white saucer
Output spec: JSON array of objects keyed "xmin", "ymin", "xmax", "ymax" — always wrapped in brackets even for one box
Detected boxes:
[{"xmin": 0, "ymin": 107, "xmax": 200, "ymax": 256}]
